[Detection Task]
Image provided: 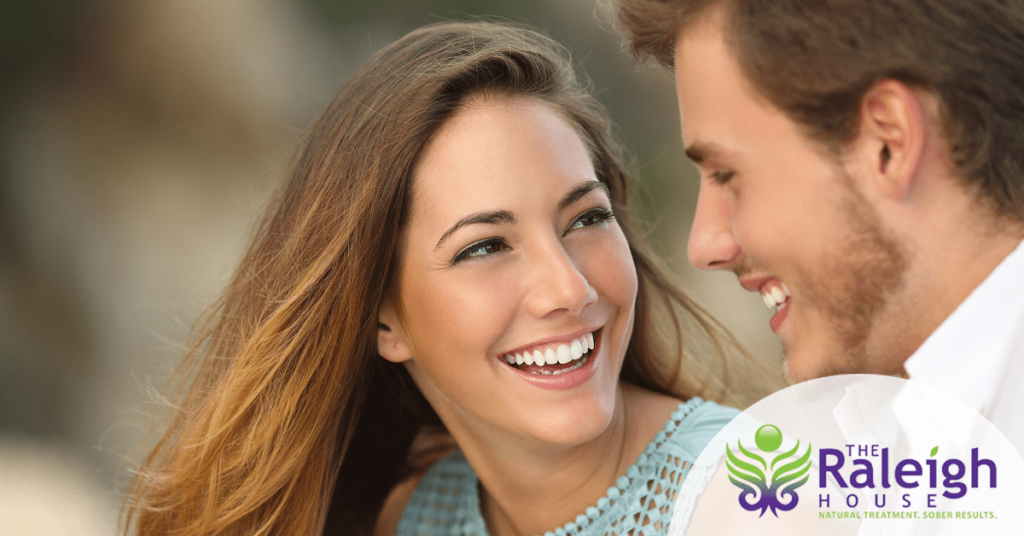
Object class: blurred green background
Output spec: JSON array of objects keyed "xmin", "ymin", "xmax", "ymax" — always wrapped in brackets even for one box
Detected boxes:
[{"xmin": 0, "ymin": 0, "xmax": 780, "ymax": 533}]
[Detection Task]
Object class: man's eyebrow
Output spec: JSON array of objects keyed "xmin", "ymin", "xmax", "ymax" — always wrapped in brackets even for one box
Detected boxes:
[
  {"xmin": 434, "ymin": 210, "xmax": 517, "ymax": 251},
  {"xmin": 558, "ymin": 181, "xmax": 610, "ymax": 212},
  {"xmin": 684, "ymin": 141, "xmax": 724, "ymax": 165}
]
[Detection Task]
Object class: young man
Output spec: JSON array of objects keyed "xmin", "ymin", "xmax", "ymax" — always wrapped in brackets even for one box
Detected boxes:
[{"xmin": 612, "ymin": 0, "xmax": 1024, "ymax": 451}]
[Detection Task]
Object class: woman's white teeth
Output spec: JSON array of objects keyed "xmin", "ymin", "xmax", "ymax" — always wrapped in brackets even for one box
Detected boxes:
[
  {"xmin": 540, "ymin": 356, "xmax": 587, "ymax": 375},
  {"xmin": 503, "ymin": 333, "xmax": 595, "ymax": 371},
  {"xmin": 557, "ymin": 345, "xmax": 571, "ymax": 364}
]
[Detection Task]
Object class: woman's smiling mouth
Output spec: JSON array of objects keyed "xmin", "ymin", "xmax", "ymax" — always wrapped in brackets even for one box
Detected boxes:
[{"xmin": 500, "ymin": 329, "xmax": 599, "ymax": 375}]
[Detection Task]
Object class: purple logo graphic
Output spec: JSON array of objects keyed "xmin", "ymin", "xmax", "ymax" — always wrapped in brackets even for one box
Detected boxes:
[{"xmin": 726, "ymin": 424, "xmax": 813, "ymax": 517}]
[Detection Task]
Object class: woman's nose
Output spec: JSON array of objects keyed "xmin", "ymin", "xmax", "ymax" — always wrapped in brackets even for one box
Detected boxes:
[
  {"xmin": 524, "ymin": 242, "xmax": 597, "ymax": 319},
  {"xmin": 688, "ymin": 184, "xmax": 741, "ymax": 271}
]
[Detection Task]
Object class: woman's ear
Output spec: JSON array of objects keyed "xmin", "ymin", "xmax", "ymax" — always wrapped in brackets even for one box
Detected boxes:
[{"xmin": 377, "ymin": 298, "xmax": 413, "ymax": 363}]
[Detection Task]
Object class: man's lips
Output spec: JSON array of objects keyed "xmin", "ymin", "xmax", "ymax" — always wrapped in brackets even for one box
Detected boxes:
[
  {"xmin": 738, "ymin": 275, "xmax": 773, "ymax": 292},
  {"xmin": 769, "ymin": 299, "xmax": 790, "ymax": 333},
  {"xmin": 739, "ymin": 276, "xmax": 792, "ymax": 331}
]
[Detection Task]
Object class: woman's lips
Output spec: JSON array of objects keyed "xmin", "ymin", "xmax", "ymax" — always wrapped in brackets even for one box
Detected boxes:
[
  {"xmin": 501, "ymin": 330, "xmax": 595, "ymax": 372},
  {"xmin": 500, "ymin": 329, "xmax": 602, "ymax": 390}
]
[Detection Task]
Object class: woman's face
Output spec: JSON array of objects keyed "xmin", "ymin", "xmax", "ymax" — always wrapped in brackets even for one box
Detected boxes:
[{"xmin": 379, "ymin": 97, "xmax": 638, "ymax": 447}]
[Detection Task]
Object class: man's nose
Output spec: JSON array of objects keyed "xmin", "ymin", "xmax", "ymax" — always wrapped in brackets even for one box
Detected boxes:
[{"xmin": 688, "ymin": 185, "xmax": 741, "ymax": 270}]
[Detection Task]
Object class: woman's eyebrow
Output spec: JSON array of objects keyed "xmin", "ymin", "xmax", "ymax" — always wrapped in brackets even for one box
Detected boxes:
[
  {"xmin": 558, "ymin": 180, "xmax": 609, "ymax": 212},
  {"xmin": 432, "ymin": 181, "xmax": 607, "ymax": 251},
  {"xmin": 434, "ymin": 210, "xmax": 517, "ymax": 251}
]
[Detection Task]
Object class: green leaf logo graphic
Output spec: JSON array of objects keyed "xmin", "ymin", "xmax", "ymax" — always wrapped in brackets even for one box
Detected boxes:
[{"xmin": 726, "ymin": 424, "xmax": 812, "ymax": 517}]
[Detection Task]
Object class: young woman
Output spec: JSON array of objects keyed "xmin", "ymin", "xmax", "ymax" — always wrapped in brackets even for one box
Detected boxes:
[{"xmin": 123, "ymin": 21, "xmax": 757, "ymax": 536}]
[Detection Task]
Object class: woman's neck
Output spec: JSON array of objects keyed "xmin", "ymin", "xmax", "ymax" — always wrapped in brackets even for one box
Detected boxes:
[{"xmin": 443, "ymin": 383, "xmax": 683, "ymax": 536}]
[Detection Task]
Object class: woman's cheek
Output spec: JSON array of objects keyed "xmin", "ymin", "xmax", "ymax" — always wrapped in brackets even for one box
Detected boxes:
[
  {"xmin": 404, "ymin": 262, "xmax": 521, "ymax": 358},
  {"xmin": 574, "ymin": 231, "xmax": 637, "ymax": 308}
]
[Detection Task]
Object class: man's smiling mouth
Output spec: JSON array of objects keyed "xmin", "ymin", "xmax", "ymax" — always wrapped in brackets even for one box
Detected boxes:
[
  {"xmin": 760, "ymin": 281, "xmax": 791, "ymax": 312},
  {"xmin": 501, "ymin": 329, "xmax": 598, "ymax": 376},
  {"xmin": 758, "ymin": 280, "xmax": 791, "ymax": 333}
]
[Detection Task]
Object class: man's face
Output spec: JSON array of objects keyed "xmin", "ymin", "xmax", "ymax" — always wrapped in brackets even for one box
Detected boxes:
[{"xmin": 674, "ymin": 14, "xmax": 909, "ymax": 382}]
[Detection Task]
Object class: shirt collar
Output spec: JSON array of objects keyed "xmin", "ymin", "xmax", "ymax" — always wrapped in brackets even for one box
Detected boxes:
[{"xmin": 903, "ymin": 238, "xmax": 1024, "ymax": 412}]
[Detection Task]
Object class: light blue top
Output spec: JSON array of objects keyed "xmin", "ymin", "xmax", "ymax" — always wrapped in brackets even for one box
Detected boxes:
[{"xmin": 396, "ymin": 397, "xmax": 738, "ymax": 536}]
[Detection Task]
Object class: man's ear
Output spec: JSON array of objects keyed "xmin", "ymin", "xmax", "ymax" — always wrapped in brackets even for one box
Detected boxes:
[
  {"xmin": 377, "ymin": 298, "xmax": 413, "ymax": 363},
  {"xmin": 852, "ymin": 79, "xmax": 928, "ymax": 200}
]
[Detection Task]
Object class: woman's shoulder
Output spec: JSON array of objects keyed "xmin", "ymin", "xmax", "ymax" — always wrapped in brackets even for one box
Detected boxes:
[
  {"xmin": 537, "ymin": 395, "xmax": 736, "ymax": 536},
  {"xmin": 374, "ymin": 472, "xmax": 426, "ymax": 536},
  {"xmin": 375, "ymin": 450, "xmax": 483, "ymax": 536},
  {"xmin": 655, "ymin": 396, "xmax": 739, "ymax": 461},
  {"xmin": 677, "ymin": 396, "xmax": 741, "ymax": 431},
  {"xmin": 622, "ymin": 384, "xmax": 738, "ymax": 462}
]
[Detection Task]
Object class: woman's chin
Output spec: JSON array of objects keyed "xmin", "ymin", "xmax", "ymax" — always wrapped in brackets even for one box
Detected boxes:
[{"xmin": 516, "ymin": 397, "xmax": 617, "ymax": 447}]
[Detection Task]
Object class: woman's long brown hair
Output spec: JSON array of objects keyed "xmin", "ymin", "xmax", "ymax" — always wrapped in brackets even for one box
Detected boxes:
[{"xmin": 122, "ymin": 21, "xmax": 771, "ymax": 536}]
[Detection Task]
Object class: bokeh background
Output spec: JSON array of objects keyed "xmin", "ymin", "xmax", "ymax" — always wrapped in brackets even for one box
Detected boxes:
[{"xmin": 0, "ymin": 1, "xmax": 782, "ymax": 533}]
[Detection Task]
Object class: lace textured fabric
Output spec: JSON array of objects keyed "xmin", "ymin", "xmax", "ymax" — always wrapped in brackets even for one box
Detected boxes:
[{"xmin": 395, "ymin": 398, "xmax": 737, "ymax": 536}]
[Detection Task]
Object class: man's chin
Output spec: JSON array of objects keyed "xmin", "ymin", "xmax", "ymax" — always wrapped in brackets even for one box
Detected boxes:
[
  {"xmin": 784, "ymin": 349, "xmax": 868, "ymax": 384},
  {"xmin": 781, "ymin": 358, "xmax": 805, "ymax": 385},
  {"xmin": 781, "ymin": 350, "xmax": 831, "ymax": 384}
]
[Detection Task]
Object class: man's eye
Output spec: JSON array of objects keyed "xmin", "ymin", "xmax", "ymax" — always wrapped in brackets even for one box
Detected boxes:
[
  {"xmin": 451, "ymin": 238, "xmax": 509, "ymax": 264},
  {"xmin": 710, "ymin": 170, "xmax": 736, "ymax": 184},
  {"xmin": 567, "ymin": 208, "xmax": 615, "ymax": 233}
]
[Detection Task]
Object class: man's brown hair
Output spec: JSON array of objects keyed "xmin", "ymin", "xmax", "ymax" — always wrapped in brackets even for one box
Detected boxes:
[{"xmin": 613, "ymin": 0, "xmax": 1024, "ymax": 223}]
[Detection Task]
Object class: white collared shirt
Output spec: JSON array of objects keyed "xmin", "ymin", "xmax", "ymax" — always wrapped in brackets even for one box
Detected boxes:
[{"xmin": 904, "ymin": 238, "xmax": 1024, "ymax": 453}]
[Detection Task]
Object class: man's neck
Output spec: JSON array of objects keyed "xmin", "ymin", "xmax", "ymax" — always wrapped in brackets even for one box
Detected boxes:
[{"xmin": 881, "ymin": 193, "xmax": 1024, "ymax": 371}]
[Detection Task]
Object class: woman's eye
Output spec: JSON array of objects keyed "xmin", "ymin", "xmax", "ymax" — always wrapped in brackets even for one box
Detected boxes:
[
  {"xmin": 451, "ymin": 238, "xmax": 509, "ymax": 264},
  {"xmin": 567, "ymin": 208, "xmax": 615, "ymax": 233}
]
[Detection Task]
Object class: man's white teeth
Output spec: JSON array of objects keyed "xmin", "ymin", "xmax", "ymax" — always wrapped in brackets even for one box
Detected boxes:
[
  {"xmin": 761, "ymin": 284, "xmax": 791, "ymax": 311},
  {"xmin": 503, "ymin": 332, "xmax": 595, "ymax": 370}
]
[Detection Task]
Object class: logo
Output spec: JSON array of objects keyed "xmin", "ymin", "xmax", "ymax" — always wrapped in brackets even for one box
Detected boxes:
[{"xmin": 726, "ymin": 424, "xmax": 813, "ymax": 517}]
